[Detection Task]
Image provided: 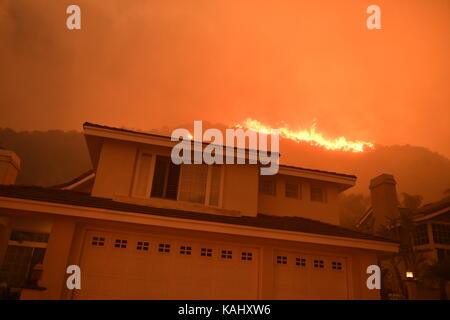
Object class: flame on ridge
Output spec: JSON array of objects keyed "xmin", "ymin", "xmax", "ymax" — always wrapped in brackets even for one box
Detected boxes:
[{"xmin": 235, "ymin": 118, "xmax": 374, "ymax": 152}]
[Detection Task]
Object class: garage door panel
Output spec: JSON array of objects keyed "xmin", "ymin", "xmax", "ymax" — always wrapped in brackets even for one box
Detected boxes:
[
  {"xmin": 74, "ymin": 229, "xmax": 259, "ymax": 299},
  {"xmin": 274, "ymin": 251, "xmax": 348, "ymax": 300}
]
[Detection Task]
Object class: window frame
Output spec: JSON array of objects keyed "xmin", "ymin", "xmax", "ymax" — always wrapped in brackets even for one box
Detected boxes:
[
  {"xmin": 259, "ymin": 175, "xmax": 276, "ymax": 196},
  {"xmin": 413, "ymin": 223, "xmax": 430, "ymax": 246},
  {"xmin": 132, "ymin": 150, "xmax": 156, "ymax": 199},
  {"xmin": 432, "ymin": 223, "xmax": 450, "ymax": 245},
  {"xmin": 285, "ymin": 180, "xmax": 301, "ymax": 199},
  {"xmin": 132, "ymin": 150, "xmax": 224, "ymax": 208},
  {"xmin": 310, "ymin": 184, "xmax": 327, "ymax": 203}
]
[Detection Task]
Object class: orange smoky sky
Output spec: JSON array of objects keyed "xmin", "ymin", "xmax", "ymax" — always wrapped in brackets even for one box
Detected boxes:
[{"xmin": 0, "ymin": 0, "xmax": 449, "ymax": 157}]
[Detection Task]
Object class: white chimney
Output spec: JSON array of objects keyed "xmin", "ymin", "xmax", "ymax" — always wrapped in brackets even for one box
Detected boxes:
[{"xmin": 0, "ymin": 148, "xmax": 21, "ymax": 185}]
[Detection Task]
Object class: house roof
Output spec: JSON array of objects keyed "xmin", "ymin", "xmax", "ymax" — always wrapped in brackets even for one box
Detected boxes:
[
  {"xmin": 415, "ymin": 196, "xmax": 450, "ymax": 216},
  {"xmin": 83, "ymin": 122, "xmax": 356, "ymax": 180},
  {"xmin": 0, "ymin": 185, "xmax": 394, "ymax": 244},
  {"xmin": 413, "ymin": 196, "xmax": 450, "ymax": 222},
  {"xmin": 356, "ymin": 197, "xmax": 450, "ymax": 228},
  {"xmin": 279, "ymin": 164, "xmax": 356, "ymax": 179},
  {"xmin": 51, "ymin": 169, "xmax": 95, "ymax": 189}
]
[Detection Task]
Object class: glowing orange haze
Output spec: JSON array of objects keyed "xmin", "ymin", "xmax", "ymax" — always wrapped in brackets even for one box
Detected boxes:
[
  {"xmin": 236, "ymin": 118, "xmax": 374, "ymax": 152},
  {"xmin": 0, "ymin": 1, "xmax": 449, "ymax": 157}
]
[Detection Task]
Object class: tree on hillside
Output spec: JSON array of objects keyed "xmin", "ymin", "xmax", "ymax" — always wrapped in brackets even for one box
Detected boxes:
[
  {"xmin": 401, "ymin": 193, "xmax": 423, "ymax": 210},
  {"xmin": 377, "ymin": 209, "xmax": 430, "ymax": 299},
  {"xmin": 0, "ymin": 128, "xmax": 91, "ymax": 186},
  {"xmin": 338, "ymin": 193, "xmax": 370, "ymax": 229}
]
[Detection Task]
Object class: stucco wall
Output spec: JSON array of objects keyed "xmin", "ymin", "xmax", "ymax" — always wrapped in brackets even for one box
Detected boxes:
[
  {"xmin": 258, "ymin": 175, "xmax": 340, "ymax": 224},
  {"xmin": 222, "ymin": 164, "xmax": 259, "ymax": 216},
  {"xmin": 91, "ymin": 139, "xmax": 138, "ymax": 198}
]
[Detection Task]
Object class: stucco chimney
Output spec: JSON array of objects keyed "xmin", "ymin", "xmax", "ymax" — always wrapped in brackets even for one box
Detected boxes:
[
  {"xmin": 0, "ymin": 148, "xmax": 21, "ymax": 185},
  {"xmin": 369, "ymin": 174, "xmax": 400, "ymax": 230}
]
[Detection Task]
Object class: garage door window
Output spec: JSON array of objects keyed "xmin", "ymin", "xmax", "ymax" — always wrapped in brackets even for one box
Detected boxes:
[
  {"xmin": 241, "ymin": 252, "xmax": 253, "ymax": 261},
  {"xmin": 180, "ymin": 246, "xmax": 192, "ymax": 255},
  {"xmin": 313, "ymin": 259, "xmax": 324, "ymax": 269},
  {"xmin": 91, "ymin": 236, "xmax": 105, "ymax": 246},
  {"xmin": 332, "ymin": 261, "xmax": 343, "ymax": 270},
  {"xmin": 295, "ymin": 257, "xmax": 306, "ymax": 267},
  {"xmin": 114, "ymin": 239, "xmax": 127, "ymax": 249},
  {"xmin": 276, "ymin": 256, "xmax": 287, "ymax": 264},
  {"xmin": 136, "ymin": 241, "xmax": 149, "ymax": 251},
  {"xmin": 221, "ymin": 250, "xmax": 232, "ymax": 259},
  {"xmin": 158, "ymin": 243, "xmax": 171, "ymax": 253},
  {"xmin": 201, "ymin": 248, "xmax": 212, "ymax": 257}
]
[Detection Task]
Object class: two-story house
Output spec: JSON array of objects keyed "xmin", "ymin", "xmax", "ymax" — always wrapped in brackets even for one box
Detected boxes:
[{"xmin": 0, "ymin": 123, "xmax": 397, "ymax": 300}]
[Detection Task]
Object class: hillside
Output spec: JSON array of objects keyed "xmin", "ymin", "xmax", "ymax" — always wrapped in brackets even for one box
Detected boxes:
[
  {"xmin": 0, "ymin": 127, "xmax": 449, "ymax": 202},
  {"xmin": 0, "ymin": 128, "xmax": 91, "ymax": 187}
]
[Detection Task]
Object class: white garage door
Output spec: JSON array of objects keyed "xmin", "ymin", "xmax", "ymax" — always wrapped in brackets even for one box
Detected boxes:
[
  {"xmin": 73, "ymin": 230, "xmax": 259, "ymax": 299},
  {"xmin": 273, "ymin": 250, "xmax": 349, "ymax": 299}
]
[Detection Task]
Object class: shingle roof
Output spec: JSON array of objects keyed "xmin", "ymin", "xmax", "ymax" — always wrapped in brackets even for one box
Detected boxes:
[
  {"xmin": 51, "ymin": 169, "xmax": 95, "ymax": 189},
  {"xmin": 0, "ymin": 185, "xmax": 394, "ymax": 244},
  {"xmin": 415, "ymin": 196, "xmax": 450, "ymax": 216}
]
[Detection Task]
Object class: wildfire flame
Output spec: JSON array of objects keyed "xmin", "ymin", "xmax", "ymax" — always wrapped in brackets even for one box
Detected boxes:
[{"xmin": 235, "ymin": 118, "xmax": 374, "ymax": 152}]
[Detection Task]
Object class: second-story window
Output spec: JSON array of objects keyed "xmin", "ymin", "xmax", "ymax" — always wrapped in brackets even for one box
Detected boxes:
[
  {"xmin": 285, "ymin": 181, "xmax": 300, "ymax": 199},
  {"xmin": 134, "ymin": 153, "xmax": 153, "ymax": 197},
  {"xmin": 310, "ymin": 185, "xmax": 325, "ymax": 203},
  {"xmin": 259, "ymin": 176, "xmax": 276, "ymax": 196},
  {"xmin": 432, "ymin": 224, "xmax": 450, "ymax": 245},
  {"xmin": 208, "ymin": 164, "xmax": 221, "ymax": 206},
  {"xmin": 413, "ymin": 224, "xmax": 429, "ymax": 246},
  {"xmin": 137, "ymin": 153, "xmax": 222, "ymax": 206},
  {"xmin": 178, "ymin": 164, "xmax": 208, "ymax": 204},
  {"xmin": 151, "ymin": 156, "xmax": 181, "ymax": 200}
]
